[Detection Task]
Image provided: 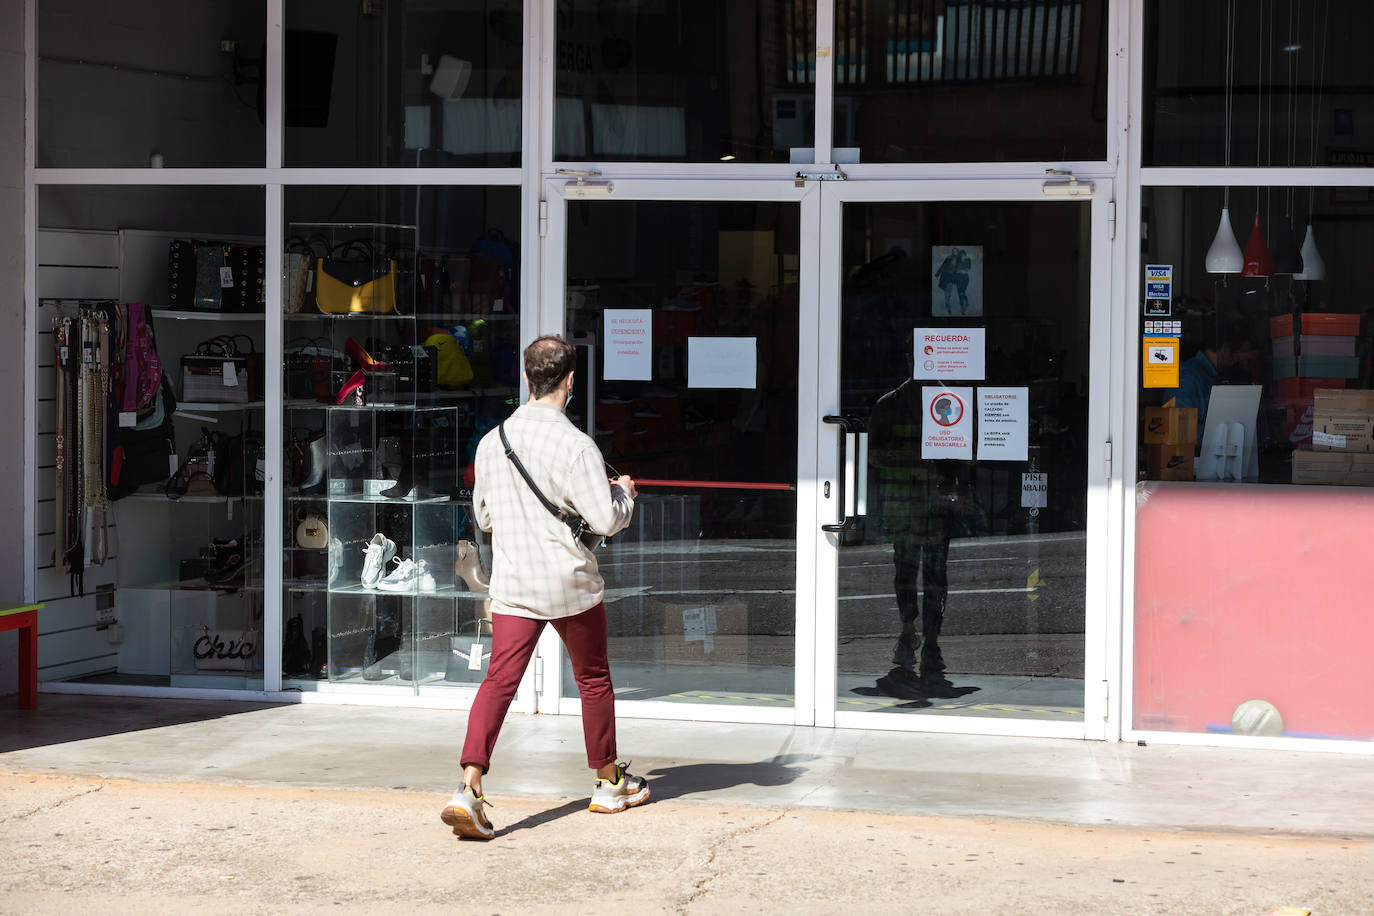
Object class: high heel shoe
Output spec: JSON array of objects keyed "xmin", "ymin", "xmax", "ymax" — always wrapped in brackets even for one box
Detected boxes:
[
  {"xmin": 455, "ymin": 539, "xmax": 490, "ymax": 592},
  {"xmin": 334, "ymin": 369, "xmax": 365, "ymax": 405},
  {"xmin": 346, "ymin": 337, "xmax": 393, "ymax": 373}
]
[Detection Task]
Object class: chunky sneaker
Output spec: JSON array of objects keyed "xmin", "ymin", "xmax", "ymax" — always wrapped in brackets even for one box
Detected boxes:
[
  {"xmin": 377, "ymin": 557, "xmax": 436, "ymax": 594},
  {"xmin": 440, "ymin": 784, "xmax": 495, "ymax": 839},
  {"xmin": 360, "ymin": 533, "xmax": 396, "ymax": 588},
  {"xmin": 589, "ymin": 762, "xmax": 650, "ymax": 814}
]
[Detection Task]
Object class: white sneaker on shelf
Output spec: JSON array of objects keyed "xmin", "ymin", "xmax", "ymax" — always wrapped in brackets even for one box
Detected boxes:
[
  {"xmin": 360, "ymin": 533, "xmax": 396, "ymax": 589},
  {"xmin": 377, "ymin": 557, "xmax": 436, "ymax": 594}
]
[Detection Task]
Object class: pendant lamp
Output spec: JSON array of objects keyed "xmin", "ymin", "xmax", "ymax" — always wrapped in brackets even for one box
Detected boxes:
[
  {"xmin": 1206, "ymin": 208, "xmax": 1244, "ymax": 273},
  {"xmin": 1241, "ymin": 211, "xmax": 1274, "ymax": 276},
  {"xmin": 1271, "ymin": 218, "xmax": 1303, "ymax": 274},
  {"xmin": 1293, "ymin": 223, "xmax": 1325, "ymax": 280},
  {"xmin": 1207, "ymin": 0, "xmax": 1242, "ymax": 274}
]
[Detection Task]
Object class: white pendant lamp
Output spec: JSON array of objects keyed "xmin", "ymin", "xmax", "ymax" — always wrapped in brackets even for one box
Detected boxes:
[
  {"xmin": 1294, "ymin": 223, "xmax": 1325, "ymax": 280},
  {"xmin": 1207, "ymin": 0, "xmax": 1243, "ymax": 274},
  {"xmin": 1206, "ymin": 208, "xmax": 1245, "ymax": 272}
]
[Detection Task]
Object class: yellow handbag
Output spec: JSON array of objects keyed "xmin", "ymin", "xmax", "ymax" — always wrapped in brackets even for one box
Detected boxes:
[
  {"xmin": 423, "ymin": 332, "xmax": 474, "ymax": 388},
  {"xmin": 314, "ymin": 257, "xmax": 399, "ymax": 314}
]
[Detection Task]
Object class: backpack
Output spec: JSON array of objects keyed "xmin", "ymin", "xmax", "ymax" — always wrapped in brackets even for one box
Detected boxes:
[{"xmin": 119, "ymin": 302, "xmax": 163, "ymax": 413}]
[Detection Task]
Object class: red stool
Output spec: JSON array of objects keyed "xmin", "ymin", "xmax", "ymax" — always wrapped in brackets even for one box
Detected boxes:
[{"xmin": 1, "ymin": 603, "xmax": 43, "ymax": 709}]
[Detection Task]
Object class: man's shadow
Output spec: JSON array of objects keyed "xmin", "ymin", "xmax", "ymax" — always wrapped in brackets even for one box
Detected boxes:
[
  {"xmin": 852, "ymin": 669, "xmax": 981, "ymax": 708},
  {"xmin": 491, "ymin": 753, "xmax": 818, "ymax": 836}
]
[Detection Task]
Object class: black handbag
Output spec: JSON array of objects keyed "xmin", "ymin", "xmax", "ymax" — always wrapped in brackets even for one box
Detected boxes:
[
  {"xmin": 109, "ymin": 375, "xmax": 178, "ymax": 500},
  {"xmin": 211, "ymin": 428, "xmax": 266, "ymax": 496}
]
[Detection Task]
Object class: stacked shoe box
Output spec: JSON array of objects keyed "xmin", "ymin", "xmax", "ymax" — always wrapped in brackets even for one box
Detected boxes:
[
  {"xmin": 1292, "ymin": 389, "xmax": 1374, "ymax": 485},
  {"xmin": 1271, "ymin": 313, "xmax": 1361, "ymax": 448},
  {"xmin": 1142, "ymin": 397, "xmax": 1197, "ymax": 480}
]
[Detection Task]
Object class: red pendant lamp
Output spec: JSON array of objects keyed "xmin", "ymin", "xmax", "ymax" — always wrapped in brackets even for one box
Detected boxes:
[{"xmin": 1242, "ymin": 211, "xmax": 1274, "ymax": 276}]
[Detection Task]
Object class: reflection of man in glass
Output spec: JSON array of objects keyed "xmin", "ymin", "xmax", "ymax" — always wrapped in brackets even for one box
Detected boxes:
[
  {"xmin": 1163, "ymin": 319, "xmax": 1248, "ymax": 437},
  {"xmin": 868, "ymin": 377, "xmax": 960, "ymax": 694},
  {"xmin": 935, "ymin": 248, "xmax": 972, "ymax": 315}
]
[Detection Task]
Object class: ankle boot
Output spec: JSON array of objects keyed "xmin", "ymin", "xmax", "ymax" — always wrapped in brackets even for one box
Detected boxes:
[
  {"xmin": 455, "ymin": 539, "xmax": 490, "ymax": 592},
  {"xmin": 299, "ymin": 435, "xmax": 327, "ymax": 492},
  {"xmin": 283, "ymin": 613, "xmax": 311, "ymax": 677}
]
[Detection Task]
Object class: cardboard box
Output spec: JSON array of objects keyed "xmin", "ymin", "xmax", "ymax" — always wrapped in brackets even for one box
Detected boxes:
[
  {"xmin": 1312, "ymin": 389, "xmax": 1374, "ymax": 452},
  {"xmin": 655, "ymin": 600, "xmax": 750, "ymax": 665},
  {"xmin": 1143, "ymin": 398, "xmax": 1198, "ymax": 445},
  {"xmin": 1292, "ymin": 449, "xmax": 1374, "ymax": 486},
  {"xmin": 1147, "ymin": 443, "xmax": 1195, "ymax": 480}
]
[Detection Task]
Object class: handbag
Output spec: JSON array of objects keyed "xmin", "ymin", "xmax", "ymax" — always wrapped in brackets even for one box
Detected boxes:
[
  {"xmin": 165, "ymin": 428, "xmax": 218, "ymax": 499},
  {"xmin": 180, "ymin": 334, "xmax": 263, "ymax": 403},
  {"xmin": 211, "ymin": 428, "xmax": 266, "ymax": 496},
  {"xmin": 295, "ymin": 508, "xmax": 329, "ymax": 549},
  {"xmin": 444, "ymin": 612, "xmax": 492, "ymax": 683},
  {"xmin": 193, "ymin": 625, "xmax": 260, "ymax": 672},
  {"xmin": 222, "ymin": 244, "xmax": 266, "ymax": 312},
  {"xmin": 315, "ymin": 240, "xmax": 398, "ymax": 315},
  {"xmin": 109, "ymin": 375, "xmax": 178, "ymax": 501},
  {"xmin": 498, "ymin": 422, "xmax": 607, "ymax": 550},
  {"xmin": 284, "ymin": 337, "xmax": 342, "ymax": 401}
]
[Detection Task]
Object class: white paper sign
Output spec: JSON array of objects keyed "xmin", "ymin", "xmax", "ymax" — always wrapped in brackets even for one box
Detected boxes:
[
  {"xmin": 977, "ymin": 387, "xmax": 1029, "ymax": 461},
  {"xmin": 921, "ymin": 386, "xmax": 974, "ymax": 459},
  {"xmin": 913, "ymin": 327, "xmax": 986, "ymax": 380},
  {"xmin": 688, "ymin": 337, "xmax": 756, "ymax": 389},
  {"xmin": 603, "ymin": 309, "xmax": 653, "ymax": 381},
  {"xmin": 1021, "ymin": 473, "xmax": 1048, "ymax": 508},
  {"xmin": 1312, "ymin": 430, "xmax": 1346, "ymax": 449}
]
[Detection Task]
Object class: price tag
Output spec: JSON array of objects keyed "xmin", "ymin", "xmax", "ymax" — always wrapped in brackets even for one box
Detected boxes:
[
  {"xmin": 220, "ymin": 266, "xmax": 234, "ymax": 288},
  {"xmin": 305, "ymin": 269, "xmax": 314, "ymax": 292},
  {"xmin": 469, "ymin": 642, "xmax": 484, "ymax": 670},
  {"xmin": 1312, "ymin": 430, "xmax": 1346, "ymax": 449},
  {"xmin": 168, "ymin": 454, "xmax": 179, "ymax": 477},
  {"xmin": 206, "ymin": 449, "xmax": 215, "ymax": 476},
  {"xmin": 118, "ymin": 411, "xmax": 137, "ymax": 427},
  {"xmin": 222, "ymin": 361, "xmax": 238, "ymax": 386}
]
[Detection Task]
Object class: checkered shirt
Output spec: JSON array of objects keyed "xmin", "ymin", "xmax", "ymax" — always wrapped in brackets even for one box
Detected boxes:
[{"xmin": 473, "ymin": 402, "xmax": 635, "ymax": 619}]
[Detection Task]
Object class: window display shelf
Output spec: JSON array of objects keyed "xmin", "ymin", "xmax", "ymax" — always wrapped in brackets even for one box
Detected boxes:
[
  {"xmin": 150, "ymin": 309, "xmax": 265, "ymax": 321},
  {"xmin": 327, "ymin": 582, "xmax": 486, "ymax": 599},
  {"xmin": 123, "ymin": 489, "xmax": 265, "ymax": 504},
  {"xmin": 325, "ymin": 492, "xmax": 453, "ymax": 505},
  {"xmin": 175, "ymin": 401, "xmax": 265, "ymax": 413}
]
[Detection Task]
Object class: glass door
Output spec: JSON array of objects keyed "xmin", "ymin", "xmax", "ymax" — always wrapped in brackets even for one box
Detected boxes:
[
  {"xmin": 538, "ymin": 178, "xmax": 819, "ymax": 723},
  {"xmin": 814, "ymin": 179, "xmax": 1113, "ymax": 738}
]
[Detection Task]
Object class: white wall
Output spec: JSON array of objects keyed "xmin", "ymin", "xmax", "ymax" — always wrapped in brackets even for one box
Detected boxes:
[{"xmin": 0, "ymin": 0, "xmax": 26, "ymax": 696}]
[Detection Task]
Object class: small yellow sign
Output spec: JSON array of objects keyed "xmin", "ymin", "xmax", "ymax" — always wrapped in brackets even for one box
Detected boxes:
[{"xmin": 1142, "ymin": 336, "xmax": 1180, "ymax": 388}]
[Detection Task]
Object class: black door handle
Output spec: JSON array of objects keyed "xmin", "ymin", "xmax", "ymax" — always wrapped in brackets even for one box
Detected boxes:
[{"xmin": 823, "ymin": 415, "xmax": 857, "ymax": 532}]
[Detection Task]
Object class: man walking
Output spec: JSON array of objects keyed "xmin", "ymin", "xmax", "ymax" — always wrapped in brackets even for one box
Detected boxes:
[{"xmin": 441, "ymin": 335, "xmax": 647, "ymax": 839}]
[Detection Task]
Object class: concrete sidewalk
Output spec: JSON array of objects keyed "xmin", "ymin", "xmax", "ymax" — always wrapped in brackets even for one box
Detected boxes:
[{"xmin": 1, "ymin": 694, "xmax": 1372, "ymax": 913}]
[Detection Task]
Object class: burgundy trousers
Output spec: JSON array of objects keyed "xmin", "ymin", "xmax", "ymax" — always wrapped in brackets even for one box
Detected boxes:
[{"xmin": 460, "ymin": 601, "xmax": 617, "ymax": 773}]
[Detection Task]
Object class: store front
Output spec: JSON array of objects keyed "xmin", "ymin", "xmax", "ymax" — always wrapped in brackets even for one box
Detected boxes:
[{"xmin": 17, "ymin": 1, "xmax": 1371, "ymax": 751}]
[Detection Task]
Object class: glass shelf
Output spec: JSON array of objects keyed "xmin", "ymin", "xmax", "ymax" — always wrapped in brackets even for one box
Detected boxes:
[
  {"xmin": 151, "ymin": 309, "xmax": 266, "ymax": 321},
  {"xmin": 123, "ymin": 488, "xmax": 266, "ymax": 504},
  {"xmin": 175, "ymin": 401, "xmax": 265, "ymax": 413}
]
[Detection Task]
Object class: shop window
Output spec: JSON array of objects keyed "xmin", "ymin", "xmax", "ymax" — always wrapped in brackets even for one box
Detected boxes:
[
  {"xmin": 36, "ymin": 1, "xmax": 267, "ymax": 168},
  {"xmin": 833, "ymin": 0, "xmax": 1107, "ymax": 163},
  {"xmin": 286, "ymin": 1, "xmax": 522, "ymax": 168},
  {"xmin": 554, "ymin": 1, "xmax": 815, "ymax": 162},
  {"xmin": 1133, "ymin": 186, "xmax": 1374, "ymax": 745},
  {"xmin": 281, "ymin": 185, "xmax": 520, "ymax": 689},
  {"xmin": 1145, "ymin": 0, "xmax": 1374, "ymax": 168},
  {"xmin": 35, "ymin": 185, "xmax": 268, "ymax": 688}
]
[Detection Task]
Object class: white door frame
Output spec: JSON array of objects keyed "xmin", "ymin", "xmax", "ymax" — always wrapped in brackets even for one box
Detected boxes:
[
  {"xmin": 812, "ymin": 178, "xmax": 1117, "ymax": 740},
  {"xmin": 535, "ymin": 176, "xmax": 821, "ymax": 724}
]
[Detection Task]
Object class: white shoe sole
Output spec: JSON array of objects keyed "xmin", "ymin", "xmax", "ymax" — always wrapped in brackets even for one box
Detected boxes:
[
  {"xmin": 441, "ymin": 804, "xmax": 494, "ymax": 839},
  {"xmin": 588, "ymin": 786, "xmax": 650, "ymax": 814}
]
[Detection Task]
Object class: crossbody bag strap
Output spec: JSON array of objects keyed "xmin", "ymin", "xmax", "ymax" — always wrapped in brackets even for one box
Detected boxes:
[{"xmin": 498, "ymin": 421, "xmax": 587, "ymax": 536}]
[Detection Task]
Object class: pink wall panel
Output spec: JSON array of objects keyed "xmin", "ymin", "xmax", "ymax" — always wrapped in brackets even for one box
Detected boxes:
[{"xmin": 1134, "ymin": 482, "xmax": 1374, "ymax": 741}]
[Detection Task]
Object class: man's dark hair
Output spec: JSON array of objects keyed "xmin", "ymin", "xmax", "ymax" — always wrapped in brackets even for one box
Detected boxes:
[{"xmin": 524, "ymin": 335, "xmax": 576, "ymax": 398}]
